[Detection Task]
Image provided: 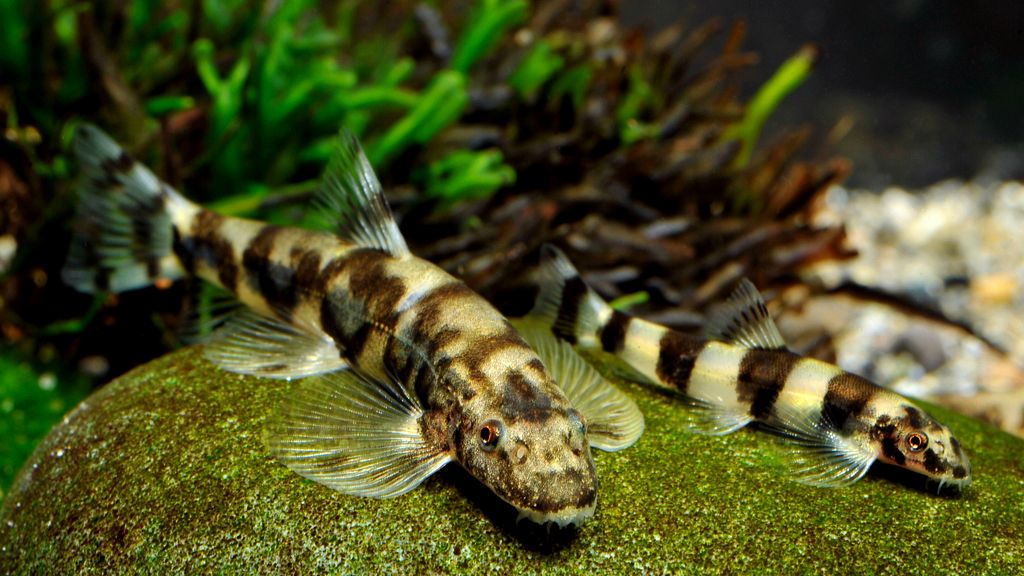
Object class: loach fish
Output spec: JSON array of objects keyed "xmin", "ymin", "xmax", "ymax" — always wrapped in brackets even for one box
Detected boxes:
[
  {"xmin": 63, "ymin": 125, "xmax": 644, "ymax": 527},
  {"xmin": 520, "ymin": 245, "xmax": 971, "ymax": 491}
]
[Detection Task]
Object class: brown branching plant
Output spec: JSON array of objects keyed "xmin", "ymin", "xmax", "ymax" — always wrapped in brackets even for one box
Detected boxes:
[{"xmin": 0, "ymin": 0, "xmax": 853, "ymax": 382}]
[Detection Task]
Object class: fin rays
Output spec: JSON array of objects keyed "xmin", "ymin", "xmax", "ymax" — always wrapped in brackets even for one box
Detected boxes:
[
  {"xmin": 204, "ymin": 308, "xmax": 348, "ymax": 379},
  {"xmin": 765, "ymin": 402, "xmax": 877, "ymax": 487},
  {"xmin": 707, "ymin": 279, "xmax": 787, "ymax": 350},
  {"xmin": 64, "ymin": 124, "xmax": 185, "ymax": 293},
  {"xmin": 314, "ymin": 131, "xmax": 410, "ymax": 257},
  {"xmin": 513, "ymin": 319, "xmax": 644, "ymax": 452},
  {"xmin": 267, "ymin": 369, "xmax": 450, "ymax": 498}
]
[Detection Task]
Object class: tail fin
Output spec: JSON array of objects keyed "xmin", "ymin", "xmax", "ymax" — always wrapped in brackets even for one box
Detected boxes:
[
  {"xmin": 528, "ymin": 245, "xmax": 613, "ymax": 350},
  {"xmin": 63, "ymin": 124, "xmax": 186, "ymax": 293}
]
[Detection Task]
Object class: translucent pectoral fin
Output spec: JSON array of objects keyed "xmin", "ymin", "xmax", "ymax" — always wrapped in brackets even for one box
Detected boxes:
[
  {"xmin": 513, "ymin": 319, "xmax": 644, "ymax": 452},
  {"xmin": 766, "ymin": 404, "xmax": 876, "ymax": 487},
  {"xmin": 782, "ymin": 430, "xmax": 877, "ymax": 487},
  {"xmin": 267, "ymin": 369, "xmax": 451, "ymax": 498},
  {"xmin": 204, "ymin": 308, "xmax": 348, "ymax": 379}
]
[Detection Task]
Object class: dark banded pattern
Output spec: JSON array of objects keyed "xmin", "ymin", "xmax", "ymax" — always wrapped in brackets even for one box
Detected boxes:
[
  {"xmin": 737, "ymin": 349, "xmax": 800, "ymax": 419},
  {"xmin": 820, "ymin": 372, "xmax": 877, "ymax": 431},
  {"xmin": 600, "ymin": 310, "xmax": 631, "ymax": 353},
  {"xmin": 178, "ymin": 209, "xmax": 239, "ymax": 291},
  {"xmin": 290, "ymin": 247, "xmax": 322, "ymax": 293},
  {"xmin": 242, "ymin": 225, "xmax": 302, "ymax": 314},
  {"xmin": 655, "ymin": 331, "xmax": 707, "ymax": 394},
  {"xmin": 553, "ymin": 276, "xmax": 588, "ymax": 345},
  {"xmin": 70, "ymin": 125, "xmax": 613, "ymax": 524}
]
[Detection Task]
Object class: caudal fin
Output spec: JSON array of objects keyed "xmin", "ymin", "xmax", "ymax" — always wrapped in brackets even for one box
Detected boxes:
[
  {"xmin": 528, "ymin": 245, "xmax": 613, "ymax": 349},
  {"xmin": 63, "ymin": 124, "xmax": 186, "ymax": 293}
]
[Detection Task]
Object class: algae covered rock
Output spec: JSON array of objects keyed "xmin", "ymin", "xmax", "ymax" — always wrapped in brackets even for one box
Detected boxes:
[{"xmin": 1, "ymin": 346, "xmax": 1022, "ymax": 573}]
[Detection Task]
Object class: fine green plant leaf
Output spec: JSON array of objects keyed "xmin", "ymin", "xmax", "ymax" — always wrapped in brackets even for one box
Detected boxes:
[
  {"xmin": 421, "ymin": 149, "xmax": 516, "ymax": 206},
  {"xmin": 726, "ymin": 45, "xmax": 817, "ymax": 167},
  {"xmin": 509, "ymin": 40, "xmax": 565, "ymax": 99},
  {"xmin": 551, "ymin": 64, "xmax": 594, "ymax": 112},
  {"xmin": 144, "ymin": 95, "xmax": 195, "ymax": 118},
  {"xmin": 609, "ymin": 291, "xmax": 650, "ymax": 311},
  {"xmin": 367, "ymin": 71, "xmax": 469, "ymax": 167},
  {"xmin": 450, "ymin": 0, "xmax": 528, "ymax": 73}
]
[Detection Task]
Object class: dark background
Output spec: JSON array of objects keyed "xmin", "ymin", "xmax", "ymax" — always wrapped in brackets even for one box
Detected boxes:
[{"xmin": 623, "ymin": 0, "xmax": 1024, "ymax": 188}]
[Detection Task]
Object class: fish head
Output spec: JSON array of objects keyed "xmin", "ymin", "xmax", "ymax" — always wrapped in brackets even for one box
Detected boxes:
[
  {"xmin": 456, "ymin": 400, "xmax": 598, "ymax": 528},
  {"xmin": 873, "ymin": 403, "xmax": 971, "ymax": 490}
]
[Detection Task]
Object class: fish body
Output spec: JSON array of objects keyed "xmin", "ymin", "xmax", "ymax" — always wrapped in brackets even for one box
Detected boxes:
[
  {"xmin": 525, "ymin": 246, "xmax": 971, "ymax": 490},
  {"xmin": 65, "ymin": 126, "xmax": 643, "ymax": 526}
]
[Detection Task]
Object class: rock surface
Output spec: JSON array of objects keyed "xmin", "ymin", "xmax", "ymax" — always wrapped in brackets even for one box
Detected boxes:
[{"xmin": 1, "ymin": 346, "xmax": 1023, "ymax": 574}]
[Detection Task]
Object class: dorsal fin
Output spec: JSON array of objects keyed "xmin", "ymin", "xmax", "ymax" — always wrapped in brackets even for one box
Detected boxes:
[
  {"xmin": 529, "ymin": 245, "xmax": 610, "ymax": 347},
  {"xmin": 707, "ymin": 279, "xmax": 787, "ymax": 350},
  {"xmin": 314, "ymin": 131, "xmax": 410, "ymax": 257}
]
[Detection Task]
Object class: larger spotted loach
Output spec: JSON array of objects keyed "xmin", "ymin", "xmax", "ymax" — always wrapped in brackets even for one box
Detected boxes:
[{"xmin": 64, "ymin": 125, "xmax": 644, "ymax": 528}]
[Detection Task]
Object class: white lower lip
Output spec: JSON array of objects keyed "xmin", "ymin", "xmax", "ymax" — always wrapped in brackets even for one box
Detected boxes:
[{"xmin": 516, "ymin": 500, "xmax": 597, "ymax": 528}]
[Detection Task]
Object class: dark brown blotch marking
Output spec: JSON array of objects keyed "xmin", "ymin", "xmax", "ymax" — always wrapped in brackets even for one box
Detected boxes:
[
  {"xmin": 903, "ymin": 406, "xmax": 927, "ymax": 430},
  {"xmin": 524, "ymin": 357, "xmax": 546, "ymax": 374},
  {"xmin": 499, "ymin": 371, "xmax": 553, "ymax": 421},
  {"xmin": 290, "ymin": 247, "xmax": 322, "ymax": 292},
  {"xmin": 820, "ymin": 372, "xmax": 877, "ymax": 431},
  {"xmin": 243, "ymin": 225, "xmax": 300, "ymax": 313},
  {"xmin": 408, "ymin": 282, "xmax": 479, "ymax": 356},
  {"xmin": 923, "ymin": 448, "xmax": 945, "ymax": 474},
  {"xmin": 342, "ymin": 322, "xmax": 374, "ymax": 362},
  {"xmin": 655, "ymin": 331, "xmax": 706, "ymax": 394},
  {"xmin": 600, "ymin": 310, "xmax": 632, "ymax": 353},
  {"xmin": 737, "ymin": 349, "xmax": 799, "ymax": 419},
  {"xmin": 179, "ymin": 209, "xmax": 239, "ymax": 291},
  {"xmin": 872, "ymin": 416, "xmax": 905, "ymax": 466},
  {"xmin": 413, "ymin": 359, "xmax": 436, "ymax": 407},
  {"xmin": 506, "ymin": 370, "xmax": 538, "ymax": 402},
  {"xmin": 344, "ymin": 250, "xmax": 406, "ymax": 332},
  {"xmin": 880, "ymin": 435, "xmax": 906, "ymax": 466},
  {"xmin": 459, "ymin": 328, "xmax": 531, "ymax": 375}
]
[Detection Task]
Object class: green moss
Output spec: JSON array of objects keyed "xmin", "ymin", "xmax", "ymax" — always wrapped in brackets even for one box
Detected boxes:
[{"xmin": 1, "ymin": 346, "xmax": 1022, "ymax": 573}]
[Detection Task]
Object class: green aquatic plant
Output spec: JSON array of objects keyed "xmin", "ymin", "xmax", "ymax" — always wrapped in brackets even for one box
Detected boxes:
[
  {"xmin": 727, "ymin": 44, "xmax": 817, "ymax": 168},
  {"xmin": 0, "ymin": 0, "xmax": 856, "ymax": 507},
  {"xmin": 0, "ymin": 355, "xmax": 88, "ymax": 495}
]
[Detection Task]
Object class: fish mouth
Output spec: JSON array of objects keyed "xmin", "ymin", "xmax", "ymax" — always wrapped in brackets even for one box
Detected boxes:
[
  {"xmin": 515, "ymin": 500, "xmax": 597, "ymax": 529},
  {"xmin": 935, "ymin": 474, "xmax": 971, "ymax": 494}
]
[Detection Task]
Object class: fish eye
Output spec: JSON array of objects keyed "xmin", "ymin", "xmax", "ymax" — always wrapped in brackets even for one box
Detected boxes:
[
  {"xmin": 906, "ymin": 432, "xmax": 928, "ymax": 452},
  {"xmin": 479, "ymin": 419, "xmax": 503, "ymax": 451}
]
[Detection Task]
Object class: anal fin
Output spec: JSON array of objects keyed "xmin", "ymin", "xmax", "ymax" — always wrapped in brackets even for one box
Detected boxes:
[
  {"xmin": 681, "ymin": 400, "xmax": 753, "ymax": 436},
  {"xmin": 266, "ymin": 368, "xmax": 451, "ymax": 498}
]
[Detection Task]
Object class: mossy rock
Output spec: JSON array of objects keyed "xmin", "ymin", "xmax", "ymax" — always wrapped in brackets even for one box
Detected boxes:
[{"xmin": 1, "ymin": 346, "xmax": 1022, "ymax": 573}]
